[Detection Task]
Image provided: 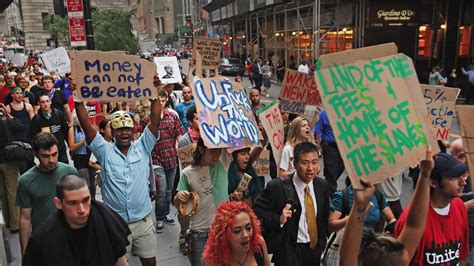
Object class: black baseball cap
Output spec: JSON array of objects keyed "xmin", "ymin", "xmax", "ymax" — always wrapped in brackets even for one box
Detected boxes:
[{"xmin": 431, "ymin": 153, "xmax": 468, "ymax": 181}]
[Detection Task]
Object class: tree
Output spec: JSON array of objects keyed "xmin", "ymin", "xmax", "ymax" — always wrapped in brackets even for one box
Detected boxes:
[
  {"xmin": 43, "ymin": 15, "xmax": 70, "ymax": 47},
  {"xmin": 92, "ymin": 10, "xmax": 138, "ymax": 53},
  {"xmin": 41, "ymin": 10, "xmax": 138, "ymax": 53}
]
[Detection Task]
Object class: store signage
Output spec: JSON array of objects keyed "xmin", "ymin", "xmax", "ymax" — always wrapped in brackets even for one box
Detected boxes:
[{"xmin": 377, "ymin": 9, "xmax": 416, "ymax": 22}]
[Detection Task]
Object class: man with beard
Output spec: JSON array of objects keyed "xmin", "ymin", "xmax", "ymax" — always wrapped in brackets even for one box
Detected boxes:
[
  {"xmin": 395, "ymin": 153, "xmax": 470, "ymax": 265},
  {"xmin": 16, "ymin": 133, "xmax": 78, "ymax": 255}
]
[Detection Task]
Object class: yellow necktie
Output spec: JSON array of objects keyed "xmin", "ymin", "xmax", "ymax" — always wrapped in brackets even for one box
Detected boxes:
[{"xmin": 304, "ymin": 185, "xmax": 318, "ymax": 249}]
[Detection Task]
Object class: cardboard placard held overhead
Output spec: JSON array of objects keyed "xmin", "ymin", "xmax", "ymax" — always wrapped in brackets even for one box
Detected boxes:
[
  {"xmin": 258, "ymin": 101, "xmax": 285, "ymax": 177},
  {"xmin": 70, "ymin": 50, "xmax": 157, "ymax": 102},
  {"xmin": 193, "ymin": 37, "xmax": 222, "ymax": 71},
  {"xmin": 40, "ymin": 47, "xmax": 71, "ymax": 76},
  {"xmin": 154, "ymin": 56, "xmax": 183, "ymax": 84},
  {"xmin": 252, "ymin": 150, "xmax": 270, "ymax": 176},
  {"xmin": 314, "ymin": 43, "xmax": 439, "ymax": 188},
  {"xmin": 456, "ymin": 105, "xmax": 474, "ymax": 192},
  {"xmin": 278, "ymin": 69, "xmax": 322, "ymax": 114},
  {"xmin": 421, "ymin": 84, "xmax": 460, "ymax": 140},
  {"xmin": 192, "ymin": 77, "xmax": 260, "ymax": 149},
  {"xmin": 177, "ymin": 143, "xmax": 197, "ymax": 170}
]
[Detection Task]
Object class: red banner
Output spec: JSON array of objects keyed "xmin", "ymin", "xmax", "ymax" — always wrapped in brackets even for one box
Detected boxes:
[{"xmin": 67, "ymin": 0, "xmax": 86, "ymax": 47}]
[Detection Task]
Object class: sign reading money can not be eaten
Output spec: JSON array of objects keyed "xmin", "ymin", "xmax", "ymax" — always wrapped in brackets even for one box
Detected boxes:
[{"xmin": 70, "ymin": 50, "xmax": 157, "ymax": 102}]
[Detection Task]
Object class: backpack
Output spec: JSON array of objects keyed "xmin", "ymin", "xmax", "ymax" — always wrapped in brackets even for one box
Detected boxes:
[
  {"xmin": 322, "ymin": 188, "xmax": 384, "ymax": 266},
  {"xmin": 262, "ymin": 175, "xmax": 298, "ymax": 254},
  {"xmin": 1, "ymin": 116, "xmax": 34, "ymax": 162}
]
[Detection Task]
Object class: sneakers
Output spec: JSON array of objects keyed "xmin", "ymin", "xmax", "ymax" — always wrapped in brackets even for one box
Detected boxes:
[
  {"xmin": 156, "ymin": 221, "xmax": 164, "ymax": 233},
  {"xmin": 164, "ymin": 215, "xmax": 175, "ymax": 225}
]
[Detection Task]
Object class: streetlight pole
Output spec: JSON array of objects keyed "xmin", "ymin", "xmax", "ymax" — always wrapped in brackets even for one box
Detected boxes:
[{"xmin": 82, "ymin": 0, "xmax": 94, "ymax": 49}]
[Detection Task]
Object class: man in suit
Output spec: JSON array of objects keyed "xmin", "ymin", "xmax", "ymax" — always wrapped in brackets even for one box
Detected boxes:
[
  {"xmin": 254, "ymin": 141, "xmax": 330, "ymax": 266},
  {"xmin": 162, "ymin": 65, "xmax": 174, "ymax": 79},
  {"xmin": 251, "ymin": 58, "xmax": 263, "ymax": 93}
]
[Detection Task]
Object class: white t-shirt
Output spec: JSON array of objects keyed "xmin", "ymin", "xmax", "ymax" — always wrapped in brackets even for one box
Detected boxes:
[
  {"xmin": 298, "ymin": 64, "xmax": 309, "ymax": 74},
  {"xmin": 280, "ymin": 144, "xmax": 295, "ymax": 175}
]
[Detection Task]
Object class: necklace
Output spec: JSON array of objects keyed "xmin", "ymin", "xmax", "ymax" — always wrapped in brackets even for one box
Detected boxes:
[{"xmin": 231, "ymin": 251, "xmax": 249, "ymax": 266}]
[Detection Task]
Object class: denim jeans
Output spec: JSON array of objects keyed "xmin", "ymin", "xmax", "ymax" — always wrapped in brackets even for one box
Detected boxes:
[
  {"xmin": 189, "ymin": 232, "xmax": 208, "ymax": 266},
  {"xmin": 155, "ymin": 166, "xmax": 177, "ymax": 221}
]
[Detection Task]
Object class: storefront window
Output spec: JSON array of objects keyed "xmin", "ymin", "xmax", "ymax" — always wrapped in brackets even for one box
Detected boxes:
[
  {"xmin": 319, "ymin": 28, "xmax": 353, "ymax": 55},
  {"xmin": 418, "ymin": 25, "xmax": 432, "ymax": 57},
  {"xmin": 458, "ymin": 26, "xmax": 471, "ymax": 56}
]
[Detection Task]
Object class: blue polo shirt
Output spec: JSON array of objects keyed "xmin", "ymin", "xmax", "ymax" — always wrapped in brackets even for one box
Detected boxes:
[
  {"xmin": 89, "ymin": 127, "xmax": 159, "ymax": 223},
  {"xmin": 313, "ymin": 108, "xmax": 336, "ymax": 143}
]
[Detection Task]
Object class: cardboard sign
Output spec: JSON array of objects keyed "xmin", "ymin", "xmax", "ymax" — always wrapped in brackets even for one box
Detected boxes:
[
  {"xmin": 314, "ymin": 43, "xmax": 439, "ymax": 188},
  {"xmin": 421, "ymin": 84, "xmax": 460, "ymax": 140},
  {"xmin": 193, "ymin": 38, "xmax": 222, "ymax": 70},
  {"xmin": 279, "ymin": 69, "xmax": 322, "ymax": 114},
  {"xmin": 456, "ymin": 106, "xmax": 474, "ymax": 192},
  {"xmin": 177, "ymin": 143, "xmax": 197, "ymax": 170},
  {"xmin": 192, "ymin": 77, "xmax": 260, "ymax": 149},
  {"xmin": 70, "ymin": 50, "xmax": 157, "ymax": 102},
  {"xmin": 40, "ymin": 47, "xmax": 71, "ymax": 76},
  {"xmin": 252, "ymin": 150, "xmax": 270, "ymax": 176},
  {"xmin": 258, "ymin": 101, "xmax": 285, "ymax": 176},
  {"xmin": 154, "ymin": 56, "xmax": 183, "ymax": 84}
]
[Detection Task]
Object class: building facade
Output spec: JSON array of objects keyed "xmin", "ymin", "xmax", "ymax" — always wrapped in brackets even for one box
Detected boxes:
[
  {"xmin": 0, "ymin": 0, "xmax": 23, "ymax": 44},
  {"xmin": 205, "ymin": 0, "xmax": 473, "ymax": 84},
  {"xmin": 20, "ymin": 0, "xmax": 55, "ymax": 51}
]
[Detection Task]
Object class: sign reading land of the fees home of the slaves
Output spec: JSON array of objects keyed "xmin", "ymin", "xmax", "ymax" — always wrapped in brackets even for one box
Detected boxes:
[{"xmin": 314, "ymin": 43, "xmax": 439, "ymax": 188}]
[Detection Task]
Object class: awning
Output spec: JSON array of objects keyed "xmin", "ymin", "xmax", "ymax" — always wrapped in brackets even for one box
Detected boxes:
[{"xmin": 202, "ymin": 0, "xmax": 235, "ymax": 12}]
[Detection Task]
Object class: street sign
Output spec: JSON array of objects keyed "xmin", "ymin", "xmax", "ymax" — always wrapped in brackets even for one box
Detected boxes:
[{"xmin": 67, "ymin": 0, "xmax": 86, "ymax": 47}]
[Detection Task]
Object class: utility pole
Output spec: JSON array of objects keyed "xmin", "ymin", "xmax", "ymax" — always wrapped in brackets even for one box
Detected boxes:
[{"xmin": 82, "ymin": 0, "xmax": 94, "ymax": 49}]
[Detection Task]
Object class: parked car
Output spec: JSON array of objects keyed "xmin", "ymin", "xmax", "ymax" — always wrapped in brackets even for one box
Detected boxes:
[{"xmin": 218, "ymin": 58, "xmax": 246, "ymax": 76}]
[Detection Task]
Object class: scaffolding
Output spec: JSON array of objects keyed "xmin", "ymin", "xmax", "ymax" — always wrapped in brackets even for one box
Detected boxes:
[{"xmin": 210, "ymin": 0, "xmax": 363, "ymax": 68}]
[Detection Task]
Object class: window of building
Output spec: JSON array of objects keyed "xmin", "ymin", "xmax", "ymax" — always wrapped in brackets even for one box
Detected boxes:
[
  {"xmin": 319, "ymin": 28, "xmax": 353, "ymax": 55},
  {"xmin": 41, "ymin": 13, "xmax": 50, "ymax": 31},
  {"xmin": 418, "ymin": 25, "xmax": 432, "ymax": 57},
  {"xmin": 458, "ymin": 26, "xmax": 471, "ymax": 56}
]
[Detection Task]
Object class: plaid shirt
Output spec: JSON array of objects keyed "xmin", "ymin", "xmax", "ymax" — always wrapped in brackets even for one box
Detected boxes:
[{"xmin": 146, "ymin": 109, "xmax": 185, "ymax": 168}]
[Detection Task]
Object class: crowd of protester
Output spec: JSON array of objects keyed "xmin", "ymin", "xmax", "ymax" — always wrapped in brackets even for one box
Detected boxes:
[{"xmin": 0, "ymin": 54, "xmax": 473, "ymax": 266}]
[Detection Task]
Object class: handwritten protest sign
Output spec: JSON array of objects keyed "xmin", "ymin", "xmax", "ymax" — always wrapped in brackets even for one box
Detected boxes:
[
  {"xmin": 456, "ymin": 106, "xmax": 474, "ymax": 191},
  {"xmin": 154, "ymin": 56, "xmax": 183, "ymax": 84},
  {"xmin": 279, "ymin": 69, "xmax": 322, "ymax": 114},
  {"xmin": 40, "ymin": 47, "xmax": 71, "ymax": 76},
  {"xmin": 314, "ymin": 43, "xmax": 439, "ymax": 188},
  {"xmin": 258, "ymin": 101, "xmax": 284, "ymax": 176},
  {"xmin": 177, "ymin": 143, "xmax": 197, "ymax": 170},
  {"xmin": 70, "ymin": 50, "xmax": 157, "ymax": 102},
  {"xmin": 252, "ymin": 150, "xmax": 270, "ymax": 176},
  {"xmin": 192, "ymin": 77, "xmax": 260, "ymax": 149},
  {"xmin": 193, "ymin": 38, "xmax": 222, "ymax": 70},
  {"xmin": 421, "ymin": 84, "xmax": 460, "ymax": 140}
]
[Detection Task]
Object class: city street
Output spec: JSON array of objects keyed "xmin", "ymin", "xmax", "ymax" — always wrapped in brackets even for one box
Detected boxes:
[
  {"xmin": 3, "ymin": 60, "xmax": 464, "ymax": 266},
  {"xmin": 7, "ymin": 59, "xmax": 464, "ymax": 266}
]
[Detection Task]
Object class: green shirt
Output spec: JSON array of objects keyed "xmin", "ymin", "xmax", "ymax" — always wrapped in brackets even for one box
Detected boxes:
[
  {"xmin": 16, "ymin": 162, "xmax": 78, "ymax": 231},
  {"xmin": 177, "ymin": 152, "xmax": 231, "ymax": 231}
]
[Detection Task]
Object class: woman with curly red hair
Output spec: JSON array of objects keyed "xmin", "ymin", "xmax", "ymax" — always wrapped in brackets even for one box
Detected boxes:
[{"xmin": 202, "ymin": 201, "xmax": 270, "ymax": 266}]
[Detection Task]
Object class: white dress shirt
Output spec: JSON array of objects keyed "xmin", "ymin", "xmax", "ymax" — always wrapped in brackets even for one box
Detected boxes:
[{"xmin": 293, "ymin": 174, "xmax": 318, "ymax": 243}]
